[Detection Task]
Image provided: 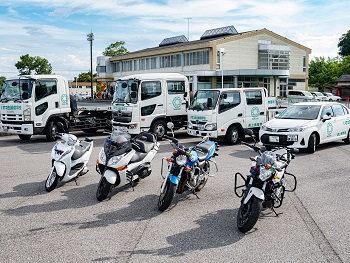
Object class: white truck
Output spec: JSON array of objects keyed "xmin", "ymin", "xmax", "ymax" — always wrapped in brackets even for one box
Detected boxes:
[
  {"xmin": 187, "ymin": 87, "xmax": 274, "ymax": 144},
  {"xmin": 111, "ymin": 73, "xmax": 189, "ymax": 139},
  {"xmin": 0, "ymin": 75, "xmax": 111, "ymax": 141}
]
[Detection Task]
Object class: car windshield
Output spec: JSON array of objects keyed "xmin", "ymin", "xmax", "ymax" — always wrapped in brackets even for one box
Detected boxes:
[
  {"xmin": 189, "ymin": 90, "xmax": 219, "ymax": 110},
  {"xmin": 113, "ymin": 80, "xmax": 138, "ymax": 104},
  {"xmin": 277, "ymin": 105, "xmax": 321, "ymax": 120},
  {"xmin": 314, "ymin": 92, "xmax": 324, "ymax": 96},
  {"xmin": 0, "ymin": 78, "xmax": 34, "ymax": 101}
]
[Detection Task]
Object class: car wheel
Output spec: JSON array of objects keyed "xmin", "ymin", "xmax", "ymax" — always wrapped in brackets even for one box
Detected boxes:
[
  {"xmin": 344, "ymin": 129, "xmax": 350, "ymax": 144},
  {"xmin": 306, "ymin": 133, "xmax": 316, "ymax": 153}
]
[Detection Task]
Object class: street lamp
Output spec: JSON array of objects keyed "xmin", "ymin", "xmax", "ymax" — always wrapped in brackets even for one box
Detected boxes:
[
  {"xmin": 87, "ymin": 32, "xmax": 94, "ymax": 100},
  {"xmin": 220, "ymin": 48, "xmax": 225, "ymax": 88}
]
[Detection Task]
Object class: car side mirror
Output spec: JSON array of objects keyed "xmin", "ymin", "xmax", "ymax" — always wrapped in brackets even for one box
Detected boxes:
[{"xmin": 322, "ymin": 114, "xmax": 331, "ymax": 122}]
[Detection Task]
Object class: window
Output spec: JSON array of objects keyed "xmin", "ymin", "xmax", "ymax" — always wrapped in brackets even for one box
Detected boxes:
[
  {"xmin": 184, "ymin": 50, "xmax": 209, "ymax": 66},
  {"xmin": 321, "ymin": 106, "xmax": 334, "ymax": 117},
  {"xmin": 219, "ymin": 92, "xmax": 241, "ymax": 113},
  {"xmin": 332, "ymin": 104, "xmax": 345, "ymax": 116},
  {"xmin": 303, "ymin": 56, "xmax": 306, "ymax": 72},
  {"xmin": 168, "ymin": 81, "xmax": 185, "ymax": 94},
  {"xmin": 35, "ymin": 80, "xmax": 57, "ymax": 101},
  {"xmin": 160, "ymin": 54, "xmax": 181, "ymax": 68},
  {"xmin": 245, "ymin": 90, "xmax": 262, "ymax": 105},
  {"xmin": 141, "ymin": 81, "xmax": 161, "ymax": 100}
]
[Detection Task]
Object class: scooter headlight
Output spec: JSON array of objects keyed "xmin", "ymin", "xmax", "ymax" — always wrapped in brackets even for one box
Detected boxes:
[
  {"xmin": 176, "ymin": 155, "xmax": 187, "ymax": 166},
  {"xmin": 108, "ymin": 154, "xmax": 125, "ymax": 166},
  {"xmin": 99, "ymin": 148, "xmax": 106, "ymax": 164}
]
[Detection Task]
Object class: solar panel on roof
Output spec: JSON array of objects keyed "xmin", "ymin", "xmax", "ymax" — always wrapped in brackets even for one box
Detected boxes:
[
  {"xmin": 200, "ymin": 25, "xmax": 238, "ymax": 40},
  {"xmin": 159, "ymin": 35, "xmax": 189, "ymax": 47}
]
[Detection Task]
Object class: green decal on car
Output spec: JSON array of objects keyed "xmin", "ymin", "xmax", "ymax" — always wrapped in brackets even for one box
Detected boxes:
[
  {"xmin": 61, "ymin": 94, "xmax": 69, "ymax": 105},
  {"xmin": 344, "ymin": 120, "xmax": 350, "ymax": 125},
  {"xmin": 172, "ymin": 96, "xmax": 182, "ymax": 110},
  {"xmin": 327, "ymin": 122, "xmax": 333, "ymax": 137},
  {"xmin": 337, "ymin": 131, "xmax": 346, "ymax": 136}
]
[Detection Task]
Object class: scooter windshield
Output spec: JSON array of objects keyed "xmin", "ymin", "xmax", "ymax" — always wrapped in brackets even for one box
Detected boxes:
[{"xmin": 104, "ymin": 136, "xmax": 132, "ymax": 156}]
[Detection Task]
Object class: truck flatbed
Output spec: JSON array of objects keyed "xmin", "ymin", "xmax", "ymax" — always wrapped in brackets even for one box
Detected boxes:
[{"xmin": 76, "ymin": 99, "xmax": 112, "ymax": 111}]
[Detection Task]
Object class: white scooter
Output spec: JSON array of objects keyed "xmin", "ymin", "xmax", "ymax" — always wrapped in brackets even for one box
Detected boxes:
[
  {"xmin": 96, "ymin": 128, "xmax": 159, "ymax": 201},
  {"xmin": 45, "ymin": 133, "xmax": 93, "ymax": 192}
]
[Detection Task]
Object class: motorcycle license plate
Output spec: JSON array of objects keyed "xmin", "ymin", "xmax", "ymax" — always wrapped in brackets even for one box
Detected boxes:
[
  {"xmin": 269, "ymin": 136, "xmax": 279, "ymax": 142},
  {"xmin": 287, "ymin": 135, "xmax": 298, "ymax": 141}
]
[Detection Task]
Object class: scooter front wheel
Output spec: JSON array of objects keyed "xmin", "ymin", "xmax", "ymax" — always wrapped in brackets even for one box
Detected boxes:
[
  {"xmin": 158, "ymin": 180, "xmax": 176, "ymax": 212},
  {"xmin": 96, "ymin": 177, "xmax": 112, "ymax": 201},
  {"xmin": 45, "ymin": 167, "xmax": 59, "ymax": 192}
]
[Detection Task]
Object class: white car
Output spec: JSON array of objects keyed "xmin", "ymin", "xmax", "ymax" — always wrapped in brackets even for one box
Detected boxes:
[
  {"xmin": 259, "ymin": 102, "xmax": 350, "ymax": 153},
  {"xmin": 311, "ymin": 91, "xmax": 327, "ymax": 101},
  {"xmin": 323, "ymin": 92, "xmax": 342, "ymax": 101}
]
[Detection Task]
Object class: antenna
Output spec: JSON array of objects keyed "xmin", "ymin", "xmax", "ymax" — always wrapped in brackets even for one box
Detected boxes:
[{"xmin": 184, "ymin": 18, "xmax": 192, "ymax": 41}]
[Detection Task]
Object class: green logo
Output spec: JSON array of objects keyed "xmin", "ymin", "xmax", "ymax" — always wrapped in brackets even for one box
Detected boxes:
[
  {"xmin": 61, "ymin": 94, "xmax": 69, "ymax": 105},
  {"xmin": 113, "ymin": 106, "xmax": 127, "ymax": 111},
  {"xmin": 327, "ymin": 122, "xmax": 333, "ymax": 137},
  {"xmin": 191, "ymin": 116, "xmax": 206, "ymax": 120},
  {"xmin": 172, "ymin": 96, "xmax": 182, "ymax": 110},
  {"xmin": 251, "ymin": 106, "xmax": 259, "ymax": 118},
  {"xmin": 1, "ymin": 105, "xmax": 22, "ymax": 111}
]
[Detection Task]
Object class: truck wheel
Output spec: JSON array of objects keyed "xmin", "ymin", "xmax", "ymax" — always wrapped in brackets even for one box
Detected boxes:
[
  {"xmin": 18, "ymin": 135, "xmax": 31, "ymax": 140},
  {"xmin": 46, "ymin": 121, "xmax": 59, "ymax": 142},
  {"xmin": 226, "ymin": 126, "xmax": 239, "ymax": 145},
  {"xmin": 151, "ymin": 120, "xmax": 166, "ymax": 140}
]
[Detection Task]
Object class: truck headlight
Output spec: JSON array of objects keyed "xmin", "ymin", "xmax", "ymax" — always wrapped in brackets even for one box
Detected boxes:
[
  {"xmin": 23, "ymin": 108, "xmax": 31, "ymax": 121},
  {"xmin": 205, "ymin": 123, "xmax": 217, "ymax": 131},
  {"xmin": 188, "ymin": 123, "xmax": 193, "ymax": 129}
]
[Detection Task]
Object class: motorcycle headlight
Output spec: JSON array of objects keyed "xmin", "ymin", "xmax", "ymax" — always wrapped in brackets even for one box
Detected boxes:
[
  {"xmin": 108, "ymin": 154, "xmax": 125, "ymax": 166},
  {"xmin": 176, "ymin": 155, "xmax": 187, "ymax": 166},
  {"xmin": 287, "ymin": 126, "xmax": 306, "ymax": 132},
  {"xmin": 258, "ymin": 166, "xmax": 274, "ymax": 181},
  {"xmin": 205, "ymin": 123, "xmax": 217, "ymax": 131},
  {"xmin": 99, "ymin": 148, "xmax": 106, "ymax": 164}
]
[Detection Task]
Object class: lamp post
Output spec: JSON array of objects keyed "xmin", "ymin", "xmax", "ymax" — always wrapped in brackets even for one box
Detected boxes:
[
  {"xmin": 87, "ymin": 32, "xmax": 94, "ymax": 100},
  {"xmin": 220, "ymin": 48, "xmax": 225, "ymax": 88}
]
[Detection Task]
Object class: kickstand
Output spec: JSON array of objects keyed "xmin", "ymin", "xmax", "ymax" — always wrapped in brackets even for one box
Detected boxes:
[
  {"xmin": 74, "ymin": 177, "xmax": 79, "ymax": 186},
  {"xmin": 271, "ymin": 207, "xmax": 282, "ymax": 217},
  {"xmin": 192, "ymin": 190, "xmax": 200, "ymax": 199}
]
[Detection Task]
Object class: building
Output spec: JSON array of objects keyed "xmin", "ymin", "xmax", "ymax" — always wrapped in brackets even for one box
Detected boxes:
[{"xmin": 96, "ymin": 25, "xmax": 311, "ymax": 97}]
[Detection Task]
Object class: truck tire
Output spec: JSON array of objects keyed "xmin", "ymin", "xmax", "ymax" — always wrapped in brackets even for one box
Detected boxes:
[
  {"xmin": 226, "ymin": 126, "xmax": 239, "ymax": 145},
  {"xmin": 18, "ymin": 135, "xmax": 32, "ymax": 140},
  {"xmin": 151, "ymin": 120, "xmax": 166, "ymax": 140},
  {"xmin": 46, "ymin": 121, "xmax": 59, "ymax": 142}
]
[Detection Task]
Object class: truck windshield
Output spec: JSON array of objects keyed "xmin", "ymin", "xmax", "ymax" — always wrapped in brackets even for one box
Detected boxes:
[
  {"xmin": 189, "ymin": 90, "xmax": 219, "ymax": 110},
  {"xmin": 0, "ymin": 78, "xmax": 34, "ymax": 101},
  {"xmin": 113, "ymin": 80, "xmax": 138, "ymax": 103}
]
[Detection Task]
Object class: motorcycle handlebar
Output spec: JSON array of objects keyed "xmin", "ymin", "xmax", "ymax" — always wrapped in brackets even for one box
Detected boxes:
[
  {"xmin": 163, "ymin": 135, "xmax": 178, "ymax": 145},
  {"xmin": 242, "ymin": 141, "xmax": 260, "ymax": 152}
]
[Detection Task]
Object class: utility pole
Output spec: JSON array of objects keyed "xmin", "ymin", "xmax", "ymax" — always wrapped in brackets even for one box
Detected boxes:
[
  {"xmin": 184, "ymin": 18, "xmax": 192, "ymax": 40},
  {"xmin": 87, "ymin": 31, "xmax": 94, "ymax": 100}
]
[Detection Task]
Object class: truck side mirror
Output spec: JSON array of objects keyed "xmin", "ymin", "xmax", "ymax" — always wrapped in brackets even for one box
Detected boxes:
[
  {"xmin": 131, "ymin": 83, "xmax": 138, "ymax": 92},
  {"xmin": 184, "ymin": 91, "xmax": 187, "ymax": 98},
  {"xmin": 207, "ymin": 98, "xmax": 213, "ymax": 108},
  {"xmin": 131, "ymin": 91, "xmax": 137, "ymax": 99},
  {"xmin": 22, "ymin": 83, "xmax": 29, "ymax": 91}
]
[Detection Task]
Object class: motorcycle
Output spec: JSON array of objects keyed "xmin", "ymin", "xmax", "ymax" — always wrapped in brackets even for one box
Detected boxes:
[
  {"xmin": 96, "ymin": 127, "xmax": 159, "ymax": 201},
  {"xmin": 158, "ymin": 122, "xmax": 219, "ymax": 211},
  {"xmin": 45, "ymin": 133, "xmax": 93, "ymax": 192},
  {"xmin": 234, "ymin": 129, "xmax": 298, "ymax": 233}
]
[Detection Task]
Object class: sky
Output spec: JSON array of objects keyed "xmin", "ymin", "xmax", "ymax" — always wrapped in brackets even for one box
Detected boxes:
[{"xmin": 1, "ymin": 0, "xmax": 350, "ymax": 81}]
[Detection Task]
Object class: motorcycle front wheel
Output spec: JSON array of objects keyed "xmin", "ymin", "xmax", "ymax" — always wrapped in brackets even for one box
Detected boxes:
[
  {"xmin": 96, "ymin": 177, "xmax": 112, "ymax": 201},
  {"xmin": 158, "ymin": 180, "xmax": 176, "ymax": 212},
  {"xmin": 237, "ymin": 196, "xmax": 262, "ymax": 233},
  {"xmin": 195, "ymin": 162, "xmax": 210, "ymax": 192},
  {"xmin": 45, "ymin": 167, "xmax": 59, "ymax": 192}
]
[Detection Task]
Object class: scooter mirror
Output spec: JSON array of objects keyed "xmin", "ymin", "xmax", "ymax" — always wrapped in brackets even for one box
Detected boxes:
[{"xmin": 167, "ymin": 122, "xmax": 174, "ymax": 130}]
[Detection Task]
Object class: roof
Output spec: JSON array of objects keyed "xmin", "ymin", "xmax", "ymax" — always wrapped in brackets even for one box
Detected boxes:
[
  {"xmin": 116, "ymin": 73, "xmax": 187, "ymax": 81},
  {"xmin": 337, "ymin": 74, "xmax": 350, "ymax": 82}
]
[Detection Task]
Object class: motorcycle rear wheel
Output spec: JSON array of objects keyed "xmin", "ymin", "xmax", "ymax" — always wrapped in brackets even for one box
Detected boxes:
[
  {"xmin": 96, "ymin": 177, "xmax": 112, "ymax": 201},
  {"xmin": 45, "ymin": 167, "xmax": 59, "ymax": 192},
  {"xmin": 237, "ymin": 196, "xmax": 262, "ymax": 233},
  {"xmin": 195, "ymin": 162, "xmax": 210, "ymax": 192},
  {"xmin": 158, "ymin": 181, "xmax": 176, "ymax": 212}
]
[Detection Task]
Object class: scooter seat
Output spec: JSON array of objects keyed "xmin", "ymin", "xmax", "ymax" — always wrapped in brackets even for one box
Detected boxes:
[
  {"xmin": 72, "ymin": 141, "xmax": 91, "ymax": 160},
  {"xmin": 133, "ymin": 140, "xmax": 154, "ymax": 153},
  {"xmin": 196, "ymin": 142, "xmax": 214, "ymax": 162}
]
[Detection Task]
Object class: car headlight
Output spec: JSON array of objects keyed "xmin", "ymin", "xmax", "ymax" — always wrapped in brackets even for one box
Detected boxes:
[
  {"xmin": 108, "ymin": 154, "xmax": 125, "ymax": 166},
  {"xmin": 205, "ymin": 123, "xmax": 217, "ymax": 131},
  {"xmin": 99, "ymin": 148, "xmax": 107, "ymax": 164},
  {"xmin": 176, "ymin": 155, "xmax": 187, "ymax": 166},
  {"xmin": 287, "ymin": 126, "xmax": 306, "ymax": 132},
  {"xmin": 260, "ymin": 124, "xmax": 268, "ymax": 131}
]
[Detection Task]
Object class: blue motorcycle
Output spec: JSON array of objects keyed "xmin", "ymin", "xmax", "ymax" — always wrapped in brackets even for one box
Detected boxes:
[{"xmin": 158, "ymin": 123, "xmax": 219, "ymax": 211}]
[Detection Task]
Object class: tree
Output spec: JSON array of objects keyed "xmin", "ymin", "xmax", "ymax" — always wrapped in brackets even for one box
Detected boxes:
[
  {"xmin": 338, "ymin": 30, "xmax": 350, "ymax": 57},
  {"xmin": 103, "ymin": 41, "xmax": 129, "ymax": 56},
  {"xmin": 75, "ymin": 72, "xmax": 97, "ymax": 82},
  {"xmin": 15, "ymin": 54, "xmax": 52, "ymax": 75},
  {"xmin": 0, "ymin": 76, "xmax": 5, "ymax": 90}
]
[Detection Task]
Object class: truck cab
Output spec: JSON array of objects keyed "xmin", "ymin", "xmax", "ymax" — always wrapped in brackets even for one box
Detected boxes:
[
  {"xmin": 187, "ymin": 88, "xmax": 269, "ymax": 144},
  {"xmin": 0, "ymin": 75, "xmax": 71, "ymax": 141},
  {"xmin": 111, "ymin": 73, "xmax": 189, "ymax": 139}
]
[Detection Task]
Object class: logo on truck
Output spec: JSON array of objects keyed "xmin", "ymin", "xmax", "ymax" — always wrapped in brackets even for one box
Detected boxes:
[
  {"xmin": 61, "ymin": 94, "xmax": 69, "ymax": 106},
  {"xmin": 172, "ymin": 97, "xmax": 182, "ymax": 110},
  {"xmin": 251, "ymin": 106, "xmax": 260, "ymax": 119}
]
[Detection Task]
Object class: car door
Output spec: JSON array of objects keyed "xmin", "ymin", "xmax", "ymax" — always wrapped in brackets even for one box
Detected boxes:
[
  {"xmin": 319, "ymin": 105, "xmax": 337, "ymax": 143},
  {"xmin": 331, "ymin": 104, "xmax": 350, "ymax": 140}
]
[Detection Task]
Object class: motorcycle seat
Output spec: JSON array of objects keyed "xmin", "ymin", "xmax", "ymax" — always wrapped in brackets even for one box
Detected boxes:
[
  {"xmin": 196, "ymin": 142, "xmax": 214, "ymax": 162},
  {"xmin": 133, "ymin": 140, "xmax": 154, "ymax": 153},
  {"xmin": 72, "ymin": 141, "xmax": 91, "ymax": 160}
]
